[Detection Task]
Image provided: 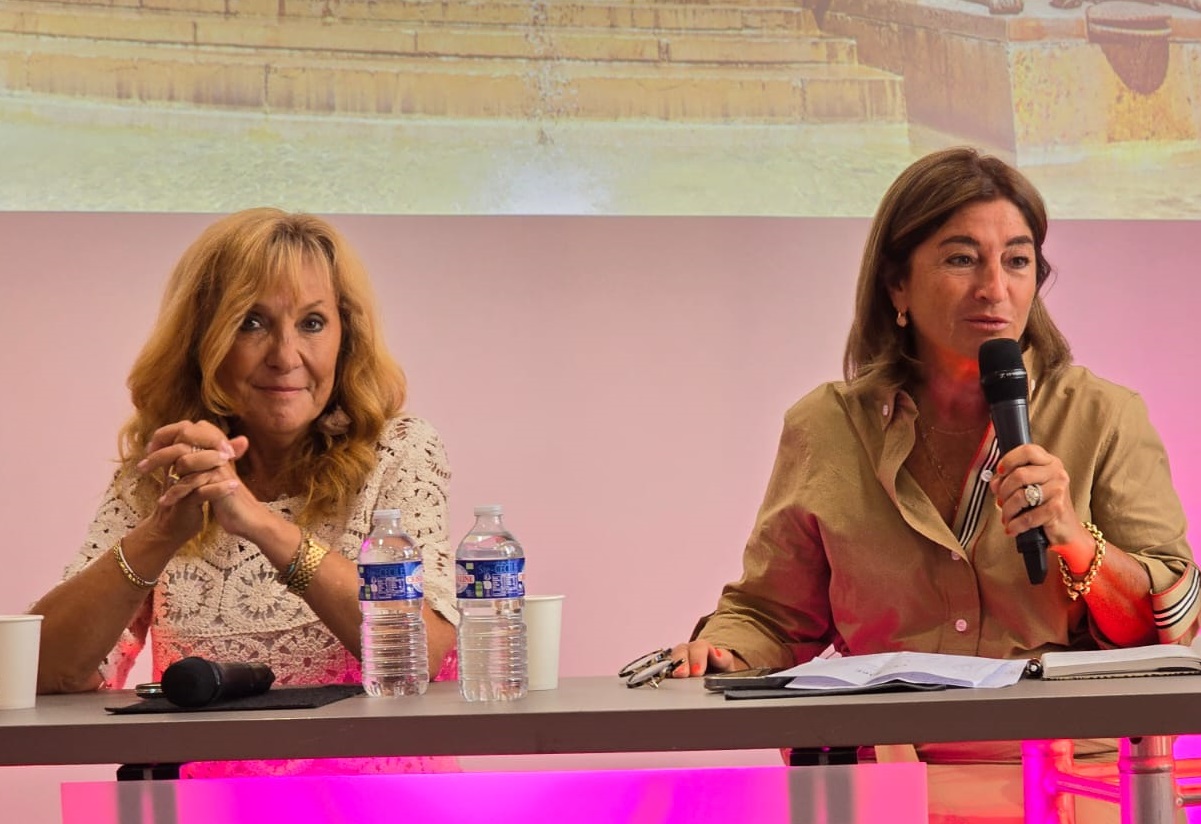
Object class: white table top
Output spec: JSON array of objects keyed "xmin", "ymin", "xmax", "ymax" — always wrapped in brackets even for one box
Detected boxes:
[{"xmin": 4, "ymin": 675, "xmax": 1201, "ymax": 767}]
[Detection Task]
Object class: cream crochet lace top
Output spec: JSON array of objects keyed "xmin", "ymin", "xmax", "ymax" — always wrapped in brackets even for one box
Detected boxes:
[{"xmin": 64, "ymin": 415, "xmax": 459, "ymax": 776}]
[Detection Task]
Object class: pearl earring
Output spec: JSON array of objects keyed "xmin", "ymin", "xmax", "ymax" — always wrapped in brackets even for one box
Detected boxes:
[{"xmin": 896, "ymin": 309, "xmax": 909, "ymax": 328}]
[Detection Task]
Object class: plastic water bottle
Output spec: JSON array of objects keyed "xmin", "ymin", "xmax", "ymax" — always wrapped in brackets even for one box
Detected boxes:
[
  {"xmin": 358, "ymin": 509, "xmax": 428, "ymax": 696},
  {"xmin": 456, "ymin": 504, "xmax": 527, "ymax": 701}
]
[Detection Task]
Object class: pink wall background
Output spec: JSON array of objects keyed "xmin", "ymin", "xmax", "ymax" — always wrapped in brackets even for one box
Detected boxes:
[{"xmin": 1, "ymin": 213, "xmax": 1198, "ymax": 818}]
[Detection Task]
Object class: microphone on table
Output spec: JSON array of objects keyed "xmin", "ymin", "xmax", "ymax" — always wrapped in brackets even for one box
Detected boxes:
[
  {"xmin": 979, "ymin": 338, "xmax": 1049, "ymax": 585},
  {"xmin": 161, "ymin": 656, "xmax": 276, "ymax": 708}
]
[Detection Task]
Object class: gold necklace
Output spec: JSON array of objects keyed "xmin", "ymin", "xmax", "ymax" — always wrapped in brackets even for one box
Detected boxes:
[
  {"xmin": 915, "ymin": 421, "xmax": 961, "ymax": 513},
  {"xmin": 927, "ymin": 422, "xmax": 980, "ymax": 436}
]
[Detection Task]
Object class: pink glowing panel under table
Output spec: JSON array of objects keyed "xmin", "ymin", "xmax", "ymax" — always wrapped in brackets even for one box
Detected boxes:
[{"xmin": 62, "ymin": 764, "xmax": 927, "ymax": 824}]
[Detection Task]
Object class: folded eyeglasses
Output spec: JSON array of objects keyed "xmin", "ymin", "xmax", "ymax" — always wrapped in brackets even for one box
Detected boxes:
[{"xmin": 618, "ymin": 648, "xmax": 684, "ymax": 688}]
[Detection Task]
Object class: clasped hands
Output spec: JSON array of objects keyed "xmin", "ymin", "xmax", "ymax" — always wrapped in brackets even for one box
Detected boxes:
[{"xmin": 135, "ymin": 420, "xmax": 255, "ymax": 545}]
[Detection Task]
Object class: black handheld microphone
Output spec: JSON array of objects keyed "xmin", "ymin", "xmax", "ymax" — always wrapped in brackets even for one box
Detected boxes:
[
  {"xmin": 979, "ymin": 338, "xmax": 1049, "ymax": 585},
  {"xmin": 161, "ymin": 656, "xmax": 276, "ymax": 708}
]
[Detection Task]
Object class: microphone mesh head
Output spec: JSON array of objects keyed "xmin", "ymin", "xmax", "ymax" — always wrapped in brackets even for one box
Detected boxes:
[
  {"xmin": 162, "ymin": 656, "xmax": 220, "ymax": 708},
  {"xmin": 978, "ymin": 338, "xmax": 1028, "ymax": 404}
]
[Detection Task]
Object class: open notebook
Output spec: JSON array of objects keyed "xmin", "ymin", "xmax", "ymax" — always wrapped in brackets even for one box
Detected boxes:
[{"xmin": 717, "ymin": 652, "xmax": 1028, "ymax": 698}]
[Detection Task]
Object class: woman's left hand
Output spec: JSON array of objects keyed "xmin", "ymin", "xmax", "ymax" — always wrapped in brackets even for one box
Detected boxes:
[{"xmin": 989, "ymin": 444, "xmax": 1091, "ymax": 555}]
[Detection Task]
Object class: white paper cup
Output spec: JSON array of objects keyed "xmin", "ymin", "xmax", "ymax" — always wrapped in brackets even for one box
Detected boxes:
[
  {"xmin": 0, "ymin": 615, "xmax": 42, "ymax": 710},
  {"xmin": 524, "ymin": 595, "xmax": 565, "ymax": 691}
]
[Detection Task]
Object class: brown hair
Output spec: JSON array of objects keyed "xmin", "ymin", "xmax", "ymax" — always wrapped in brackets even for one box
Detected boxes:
[
  {"xmin": 119, "ymin": 207, "xmax": 405, "ymax": 525},
  {"xmin": 843, "ymin": 147, "xmax": 1070, "ymax": 396}
]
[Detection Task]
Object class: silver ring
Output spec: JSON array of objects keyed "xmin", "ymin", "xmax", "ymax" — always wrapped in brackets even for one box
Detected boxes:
[
  {"xmin": 190, "ymin": 444, "xmax": 204, "ymax": 453},
  {"xmin": 1024, "ymin": 483, "xmax": 1043, "ymax": 508}
]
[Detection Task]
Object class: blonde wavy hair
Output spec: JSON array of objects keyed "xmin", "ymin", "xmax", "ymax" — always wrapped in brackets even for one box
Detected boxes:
[
  {"xmin": 119, "ymin": 208, "xmax": 405, "ymax": 526},
  {"xmin": 844, "ymin": 147, "xmax": 1071, "ymax": 397}
]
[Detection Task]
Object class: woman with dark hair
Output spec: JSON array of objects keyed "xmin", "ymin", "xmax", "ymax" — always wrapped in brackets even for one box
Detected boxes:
[
  {"xmin": 668, "ymin": 148, "xmax": 1196, "ymax": 818},
  {"xmin": 31, "ymin": 208, "xmax": 456, "ymax": 775}
]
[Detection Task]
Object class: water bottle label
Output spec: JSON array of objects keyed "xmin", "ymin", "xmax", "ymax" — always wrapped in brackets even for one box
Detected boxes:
[
  {"xmin": 359, "ymin": 561, "xmax": 423, "ymax": 601},
  {"xmin": 455, "ymin": 558, "xmax": 525, "ymax": 599}
]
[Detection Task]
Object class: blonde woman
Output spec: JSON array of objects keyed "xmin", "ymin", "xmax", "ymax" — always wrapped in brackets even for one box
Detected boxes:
[{"xmin": 32, "ymin": 208, "xmax": 456, "ymax": 775}]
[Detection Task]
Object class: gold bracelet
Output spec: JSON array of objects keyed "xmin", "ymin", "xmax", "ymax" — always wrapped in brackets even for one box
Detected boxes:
[
  {"xmin": 112, "ymin": 540, "xmax": 158, "ymax": 590},
  {"xmin": 1059, "ymin": 521, "xmax": 1107, "ymax": 601},
  {"xmin": 285, "ymin": 537, "xmax": 329, "ymax": 596},
  {"xmin": 277, "ymin": 533, "xmax": 307, "ymax": 586}
]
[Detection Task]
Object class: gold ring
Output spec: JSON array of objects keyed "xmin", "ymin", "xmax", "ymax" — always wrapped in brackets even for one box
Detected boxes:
[{"xmin": 167, "ymin": 466, "xmax": 181, "ymax": 484}]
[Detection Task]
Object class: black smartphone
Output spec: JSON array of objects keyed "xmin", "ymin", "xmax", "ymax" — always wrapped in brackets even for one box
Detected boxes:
[
  {"xmin": 135, "ymin": 682, "xmax": 163, "ymax": 698},
  {"xmin": 702, "ymin": 667, "xmax": 792, "ymax": 691}
]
